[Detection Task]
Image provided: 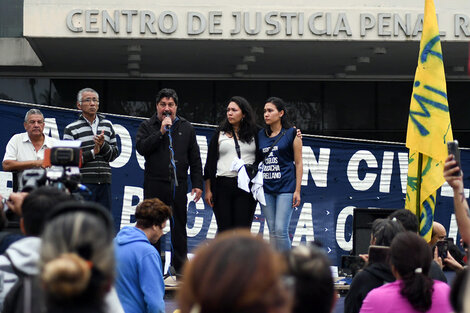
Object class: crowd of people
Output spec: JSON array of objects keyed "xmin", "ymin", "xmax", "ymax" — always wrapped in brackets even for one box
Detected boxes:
[{"xmin": 1, "ymin": 87, "xmax": 470, "ymax": 313}]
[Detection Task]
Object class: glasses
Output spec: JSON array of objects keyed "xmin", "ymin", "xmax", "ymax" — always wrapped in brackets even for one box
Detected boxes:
[{"xmin": 81, "ymin": 98, "xmax": 100, "ymax": 104}]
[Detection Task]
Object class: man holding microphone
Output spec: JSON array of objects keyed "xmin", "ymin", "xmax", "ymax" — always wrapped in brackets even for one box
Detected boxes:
[{"xmin": 135, "ymin": 88, "xmax": 203, "ymax": 282}]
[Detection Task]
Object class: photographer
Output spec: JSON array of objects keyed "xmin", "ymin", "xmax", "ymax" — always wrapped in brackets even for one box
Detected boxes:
[
  {"xmin": 0, "ymin": 186, "xmax": 72, "ymax": 311},
  {"xmin": 2, "ymin": 109, "xmax": 58, "ymax": 191},
  {"xmin": 0, "ymin": 194, "xmax": 24, "ymax": 254}
]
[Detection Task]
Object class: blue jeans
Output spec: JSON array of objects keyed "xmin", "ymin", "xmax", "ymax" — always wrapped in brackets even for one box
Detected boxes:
[{"xmin": 261, "ymin": 193, "xmax": 293, "ymax": 251}]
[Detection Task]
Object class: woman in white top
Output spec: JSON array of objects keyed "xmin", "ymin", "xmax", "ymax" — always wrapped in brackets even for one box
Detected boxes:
[{"xmin": 203, "ymin": 96, "xmax": 261, "ymax": 233}]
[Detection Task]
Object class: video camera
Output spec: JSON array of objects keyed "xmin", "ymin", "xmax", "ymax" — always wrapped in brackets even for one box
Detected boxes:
[{"xmin": 21, "ymin": 141, "xmax": 83, "ymax": 193}]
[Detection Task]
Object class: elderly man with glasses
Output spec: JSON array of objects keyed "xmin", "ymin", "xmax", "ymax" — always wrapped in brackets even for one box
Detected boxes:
[
  {"xmin": 2, "ymin": 109, "xmax": 58, "ymax": 191},
  {"xmin": 63, "ymin": 87, "xmax": 119, "ymax": 212}
]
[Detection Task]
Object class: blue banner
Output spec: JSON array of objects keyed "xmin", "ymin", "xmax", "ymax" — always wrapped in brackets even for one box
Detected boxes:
[{"xmin": 0, "ymin": 100, "xmax": 467, "ymax": 265}]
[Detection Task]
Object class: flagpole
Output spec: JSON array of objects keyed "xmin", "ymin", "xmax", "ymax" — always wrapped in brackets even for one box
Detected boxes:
[{"xmin": 415, "ymin": 152, "xmax": 423, "ymax": 220}]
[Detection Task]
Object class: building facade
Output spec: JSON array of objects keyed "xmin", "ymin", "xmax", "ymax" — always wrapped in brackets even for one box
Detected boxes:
[{"xmin": 1, "ymin": 0, "xmax": 470, "ymax": 144}]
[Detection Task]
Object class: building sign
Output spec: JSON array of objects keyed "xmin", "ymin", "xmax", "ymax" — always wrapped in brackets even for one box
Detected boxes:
[
  {"xmin": 0, "ymin": 100, "xmax": 467, "ymax": 265},
  {"xmin": 24, "ymin": 0, "xmax": 470, "ymax": 41},
  {"xmin": 65, "ymin": 10, "xmax": 470, "ymax": 38}
]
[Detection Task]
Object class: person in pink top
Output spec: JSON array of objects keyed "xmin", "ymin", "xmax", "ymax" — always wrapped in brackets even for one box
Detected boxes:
[{"xmin": 360, "ymin": 232, "xmax": 452, "ymax": 313}]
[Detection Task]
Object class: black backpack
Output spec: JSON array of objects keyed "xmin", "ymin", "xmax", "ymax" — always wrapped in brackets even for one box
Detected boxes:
[{"xmin": 2, "ymin": 255, "xmax": 45, "ymax": 313}]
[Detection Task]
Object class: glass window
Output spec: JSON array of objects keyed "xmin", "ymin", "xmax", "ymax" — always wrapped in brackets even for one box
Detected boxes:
[
  {"xmin": 0, "ymin": 78, "xmax": 50, "ymax": 104},
  {"xmin": 50, "ymin": 79, "xmax": 106, "ymax": 110},
  {"xmin": 268, "ymin": 81, "xmax": 323, "ymax": 133},
  {"xmin": 323, "ymin": 82, "xmax": 376, "ymax": 133},
  {"xmin": 159, "ymin": 81, "xmax": 214, "ymax": 124},
  {"xmin": 214, "ymin": 81, "xmax": 269, "ymax": 125},
  {"xmin": 0, "ymin": 0, "xmax": 22, "ymax": 37}
]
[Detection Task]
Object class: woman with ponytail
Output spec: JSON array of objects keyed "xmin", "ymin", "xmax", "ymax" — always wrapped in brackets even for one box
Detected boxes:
[
  {"xmin": 40, "ymin": 201, "xmax": 116, "ymax": 313},
  {"xmin": 360, "ymin": 232, "xmax": 452, "ymax": 313}
]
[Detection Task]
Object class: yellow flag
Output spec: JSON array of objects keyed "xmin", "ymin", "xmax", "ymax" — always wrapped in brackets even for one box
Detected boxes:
[{"xmin": 405, "ymin": 0, "xmax": 453, "ymax": 242}]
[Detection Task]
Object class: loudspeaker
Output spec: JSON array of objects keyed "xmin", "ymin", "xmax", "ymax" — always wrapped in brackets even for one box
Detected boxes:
[{"xmin": 352, "ymin": 208, "xmax": 397, "ymax": 255}]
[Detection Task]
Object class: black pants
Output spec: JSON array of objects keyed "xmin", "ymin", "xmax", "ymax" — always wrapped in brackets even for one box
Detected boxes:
[
  {"xmin": 213, "ymin": 176, "xmax": 257, "ymax": 233},
  {"xmin": 82, "ymin": 183, "xmax": 112, "ymax": 212},
  {"xmin": 144, "ymin": 178, "xmax": 188, "ymax": 275}
]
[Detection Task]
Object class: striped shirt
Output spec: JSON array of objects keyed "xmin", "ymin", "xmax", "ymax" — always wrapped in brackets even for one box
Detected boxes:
[{"xmin": 63, "ymin": 114, "xmax": 118, "ymax": 184}]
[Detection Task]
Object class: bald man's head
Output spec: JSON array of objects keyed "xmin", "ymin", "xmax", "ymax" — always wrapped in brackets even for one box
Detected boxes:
[{"xmin": 430, "ymin": 221, "xmax": 447, "ymax": 246}]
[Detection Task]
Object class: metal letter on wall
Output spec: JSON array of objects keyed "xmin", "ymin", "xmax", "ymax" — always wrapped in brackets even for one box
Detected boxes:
[
  {"xmin": 140, "ymin": 10, "xmax": 157, "ymax": 34},
  {"xmin": 280, "ymin": 12, "xmax": 297, "ymax": 36},
  {"xmin": 360, "ymin": 13, "xmax": 375, "ymax": 37},
  {"xmin": 85, "ymin": 10, "xmax": 99, "ymax": 33},
  {"xmin": 454, "ymin": 14, "xmax": 470, "ymax": 37},
  {"xmin": 102, "ymin": 10, "xmax": 119, "ymax": 34},
  {"xmin": 308, "ymin": 12, "xmax": 327, "ymax": 35},
  {"xmin": 209, "ymin": 11, "xmax": 223, "ymax": 34},
  {"xmin": 230, "ymin": 12, "xmax": 241, "ymax": 35},
  {"xmin": 159, "ymin": 11, "xmax": 178, "ymax": 34},
  {"xmin": 265, "ymin": 12, "xmax": 280, "ymax": 35},
  {"xmin": 244, "ymin": 12, "xmax": 261, "ymax": 35},
  {"xmin": 187, "ymin": 12, "xmax": 207, "ymax": 35},
  {"xmin": 66, "ymin": 9, "xmax": 83, "ymax": 32},
  {"xmin": 121, "ymin": 10, "xmax": 138, "ymax": 33}
]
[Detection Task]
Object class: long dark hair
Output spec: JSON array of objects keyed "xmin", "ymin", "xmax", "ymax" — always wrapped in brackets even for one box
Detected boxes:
[
  {"xmin": 219, "ymin": 96, "xmax": 257, "ymax": 143},
  {"xmin": 264, "ymin": 97, "xmax": 293, "ymax": 136},
  {"xmin": 371, "ymin": 218, "xmax": 404, "ymax": 246},
  {"xmin": 390, "ymin": 232, "xmax": 434, "ymax": 312}
]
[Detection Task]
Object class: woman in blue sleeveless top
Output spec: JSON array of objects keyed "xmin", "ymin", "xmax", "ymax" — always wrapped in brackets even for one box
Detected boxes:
[{"xmin": 258, "ymin": 97, "xmax": 303, "ymax": 251}]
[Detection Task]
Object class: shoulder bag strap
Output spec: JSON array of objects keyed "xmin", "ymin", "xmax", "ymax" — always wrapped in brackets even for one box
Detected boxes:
[
  {"xmin": 232, "ymin": 129, "xmax": 242, "ymax": 159},
  {"xmin": 262, "ymin": 130, "xmax": 286, "ymax": 164}
]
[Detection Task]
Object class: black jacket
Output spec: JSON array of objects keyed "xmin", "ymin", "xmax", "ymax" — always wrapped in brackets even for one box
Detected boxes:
[
  {"xmin": 344, "ymin": 260, "xmax": 447, "ymax": 313},
  {"xmin": 135, "ymin": 114, "xmax": 203, "ymax": 189},
  {"xmin": 344, "ymin": 263, "xmax": 395, "ymax": 313}
]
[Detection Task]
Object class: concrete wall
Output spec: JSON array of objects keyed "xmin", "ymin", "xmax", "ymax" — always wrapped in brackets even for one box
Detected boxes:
[{"xmin": 24, "ymin": 0, "xmax": 470, "ymax": 41}]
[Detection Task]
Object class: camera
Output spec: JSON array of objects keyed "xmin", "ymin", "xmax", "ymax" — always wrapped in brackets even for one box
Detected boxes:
[
  {"xmin": 436, "ymin": 240, "xmax": 449, "ymax": 260},
  {"xmin": 368, "ymin": 245, "xmax": 390, "ymax": 265},
  {"xmin": 20, "ymin": 141, "xmax": 83, "ymax": 193},
  {"xmin": 49, "ymin": 147, "xmax": 81, "ymax": 166}
]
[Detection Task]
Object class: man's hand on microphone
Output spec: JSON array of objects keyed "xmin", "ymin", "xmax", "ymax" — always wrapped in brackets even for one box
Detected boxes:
[{"xmin": 160, "ymin": 113, "xmax": 172, "ymax": 134}]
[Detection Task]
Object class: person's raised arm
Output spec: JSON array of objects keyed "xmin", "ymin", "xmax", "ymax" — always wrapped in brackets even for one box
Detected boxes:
[{"xmin": 444, "ymin": 154, "xmax": 470, "ymax": 244}]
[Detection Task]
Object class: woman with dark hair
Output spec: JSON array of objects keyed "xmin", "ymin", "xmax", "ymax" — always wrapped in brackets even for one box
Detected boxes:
[
  {"xmin": 258, "ymin": 97, "xmax": 303, "ymax": 251},
  {"xmin": 177, "ymin": 230, "xmax": 291, "ymax": 313},
  {"xmin": 286, "ymin": 244, "xmax": 336, "ymax": 313},
  {"xmin": 204, "ymin": 96, "xmax": 261, "ymax": 233},
  {"xmin": 345, "ymin": 218, "xmax": 404, "ymax": 313},
  {"xmin": 360, "ymin": 232, "xmax": 452, "ymax": 313}
]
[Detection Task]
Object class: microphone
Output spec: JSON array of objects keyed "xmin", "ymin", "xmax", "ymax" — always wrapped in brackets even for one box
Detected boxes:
[{"xmin": 163, "ymin": 112, "xmax": 171, "ymax": 131}]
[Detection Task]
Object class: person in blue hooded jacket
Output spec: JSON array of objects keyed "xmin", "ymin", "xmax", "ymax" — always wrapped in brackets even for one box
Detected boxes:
[{"xmin": 114, "ymin": 198, "xmax": 172, "ymax": 313}]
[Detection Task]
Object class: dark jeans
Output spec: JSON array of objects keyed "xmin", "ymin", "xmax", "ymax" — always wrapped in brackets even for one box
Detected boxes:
[
  {"xmin": 82, "ymin": 183, "xmax": 112, "ymax": 212},
  {"xmin": 213, "ymin": 176, "xmax": 257, "ymax": 233},
  {"xmin": 144, "ymin": 178, "xmax": 188, "ymax": 275}
]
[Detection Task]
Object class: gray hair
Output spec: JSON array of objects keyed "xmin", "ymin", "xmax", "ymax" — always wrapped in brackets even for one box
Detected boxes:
[
  {"xmin": 24, "ymin": 109, "xmax": 44, "ymax": 123},
  {"xmin": 40, "ymin": 211, "xmax": 114, "ymax": 299},
  {"xmin": 77, "ymin": 88, "xmax": 99, "ymax": 103}
]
